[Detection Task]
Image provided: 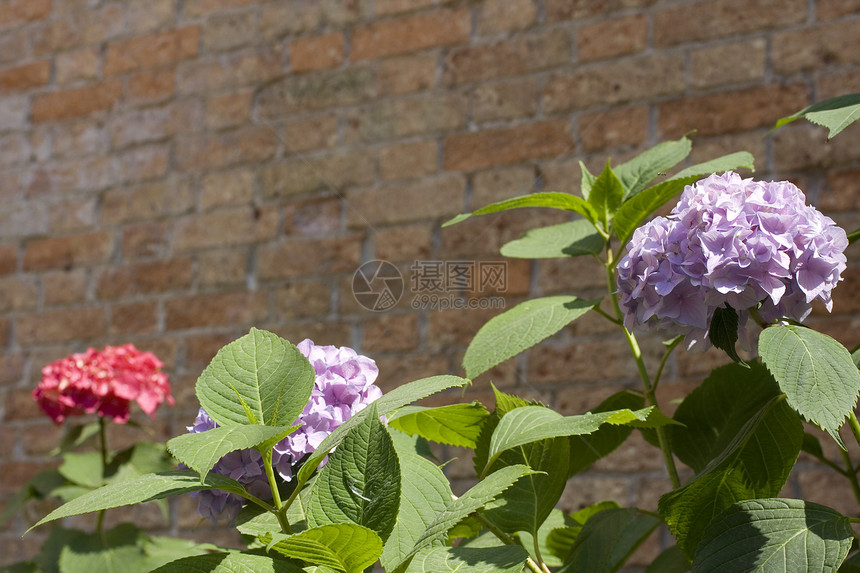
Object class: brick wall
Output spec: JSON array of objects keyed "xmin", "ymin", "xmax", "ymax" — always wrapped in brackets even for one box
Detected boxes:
[{"xmin": 1, "ymin": 0, "xmax": 859, "ymax": 566}]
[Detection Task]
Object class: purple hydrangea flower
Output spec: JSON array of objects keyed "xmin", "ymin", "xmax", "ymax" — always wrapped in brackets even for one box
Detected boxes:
[
  {"xmin": 187, "ymin": 339, "xmax": 381, "ymax": 521},
  {"xmin": 616, "ymin": 172, "xmax": 848, "ymax": 349}
]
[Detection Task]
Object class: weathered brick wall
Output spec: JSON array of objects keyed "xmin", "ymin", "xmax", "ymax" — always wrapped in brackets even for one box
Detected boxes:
[{"xmin": 1, "ymin": 0, "xmax": 859, "ymax": 565}]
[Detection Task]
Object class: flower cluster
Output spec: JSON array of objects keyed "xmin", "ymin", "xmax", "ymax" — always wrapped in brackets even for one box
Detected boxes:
[
  {"xmin": 34, "ymin": 344, "xmax": 173, "ymax": 424},
  {"xmin": 189, "ymin": 339, "xmax": 381, "ymax": 522},
  {"xmin": 616, "ymin": 171, "xmax": 848, "ymax": 348}
]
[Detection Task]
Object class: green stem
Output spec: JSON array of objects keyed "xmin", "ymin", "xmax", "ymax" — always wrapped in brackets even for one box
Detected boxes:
[
  {"xmin": 849, "ymin": 412, "xmax": 860, "ymax": 451},
  {"xmin": 97, "ymin": 417, "xmax": 108, "ymax": 536},
  {"xmin": 653, "ymin": 337, "xmax": 682, "ymax": 394},
  {"xmin": 839, "ymin": 447, "xmax": 860, "ymax": 509},
  {"xmin": 475, "ymin": 512, "xmax": 544, "ymax": 573},
  {"xmin": 592, "ymin": 305, "xmax": 622, "ymax": 326},
  {"xmin": 605, "ymin": 249, "xmax": 682, "ymax": 490},
  {"xmin": 262, "ymin": 456, "xmax": 292, "ymax": 534}
]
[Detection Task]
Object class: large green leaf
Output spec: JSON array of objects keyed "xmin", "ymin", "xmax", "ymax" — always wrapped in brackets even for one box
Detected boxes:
[
  {"xmin": 167, "ymin": 424, "xmax": 298, "ymax": 483},
  {"xmin": 580, "ymin": 161, "xmax": 596, "ymax": 200},
  {"xmin": 759, "ymin": 325, "xmax": 860, "ymax": 446},
  {"xmin": 388, "ymin": 403, "xmax": 489, "ymax": 448},
  {"xmin": 588, "ymin": 160, "xmax": 625, "ymax": 228},
  {"xmin": 28, "ymin": 471, "xmax": 249, "ymax": 531},
  {"xmin": 647, "ymin": 546, "xmax": 690, "ymax": 573},
  {"xmin": 297, "ymin": 376, "xmax": 468, "ymax": 485},
  {"xmin": 773, "ymin": 93, "xmax": 860, "ymax": 138},
  {"xmin": 268, "ymin": 524, "xmax": 383, "ymax": 572},
  {"xmin": 307, "ymin": 404, "xmax": 400, "ymax": 542},
  {"xmin": 196, "ymin": 328, "xmax": 315, "ymax": 427},
  {"xmin": 381, "ymin": 429, "xmax": 454, "ymax": 571},
  {"xmin": 391, "ymin": 464, "xmax": 536, "ymax": 572},
  {"xmin": 442, "ymin": 192, "xmax": 600, "ymax": 228},
  {"xmin": 545, "ymin": 501, "xmax": 620, "ymax": 561},
  {"xmin": 500, "ymin": 219, "xmax": 605, "ymax": 259},
  {"xmin": 557, "ymin": 508, "xmax": 661, "ymax": 573},
  {"xmin": 462, "ymin": 296, "xmax": 599, "ymax": 380},
  {"xmin": 57, "ymin": 523, "xmax": 148, "ymax": 573},
  {"xmin": 472, "ymin": 386, "xmax": 535, "ymax": 477},
  {"xmin": 659, "ymin": 391, "xmax": 803, "ymax": 559},
  {"xmin": 486, "ymin": 405, "xmax": 672, "ymax": 472},
  {"xmin": 404, "ymin": 545, "xmax": 528, "ymax": 573},
  {"xmin": 568, "ymin": 390, "xmax": 645, "ymax": 476},
  {"xmin": 613, "ymin": 152, "xmax": 755, "ymax": 245},
  {"xmin": 614, "ymin": 136, "xmax": 692, "ymax": 199},
  {"xmin": 151, "ymin": 551, "xmax": 304, "ymax": 573},
  {"xmin": 58, "ymin": 452, "xmax": 103, "ymax": 489},
  {"xmin": 692, "ymin": 498, "xmax": 853, "ymax": 572}
]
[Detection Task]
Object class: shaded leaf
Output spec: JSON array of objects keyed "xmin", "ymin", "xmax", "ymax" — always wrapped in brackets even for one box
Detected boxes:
[
  {"xmin": 151, "ymin": 552, "xmax": 304, "ymax": 573},
  {"xmin": 773, "ymin": 93, "xmax": 860, "ymax": 138},
  {"xmin": 557, "ymin": 508, "xmax": 660, "ymax": 573},
  {"xmin": 500, "ymin": 219, "xmax": 605, "ymax": 259},
  {"xmin": 588, "ymin": 160, "xmax": 625, "ymax": 227},
  {"xmin": 404, "ymin": 545, "xmax": 528, "ymax": 573}
]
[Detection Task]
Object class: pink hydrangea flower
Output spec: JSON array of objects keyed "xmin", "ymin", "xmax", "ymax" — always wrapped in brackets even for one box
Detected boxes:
[{"xmin": 34, "ymin": 344, "xmax": 173, "ymax": 424}]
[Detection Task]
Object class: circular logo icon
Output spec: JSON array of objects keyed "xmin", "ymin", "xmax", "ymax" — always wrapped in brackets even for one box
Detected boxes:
[{"xmin": 352, "ymin": 260, "xmax": 404, "ymax": 312}]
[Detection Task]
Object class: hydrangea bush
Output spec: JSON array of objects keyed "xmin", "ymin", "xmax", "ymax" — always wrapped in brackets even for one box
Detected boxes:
[{"xmin": 12, "ymin": 94, "xmax": 860, "ymax": 573}]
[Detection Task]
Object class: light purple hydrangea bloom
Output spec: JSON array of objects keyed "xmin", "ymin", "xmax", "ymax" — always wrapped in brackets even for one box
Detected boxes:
[
  {"xmin": 616, "ymin": 171, "xmax": 847, "ymax": 349},
  {"xmin": 187, "ymin": 339, "xmax": 381, "ymax": 522}
]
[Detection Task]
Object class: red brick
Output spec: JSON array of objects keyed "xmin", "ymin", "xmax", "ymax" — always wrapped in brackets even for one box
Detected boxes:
[
  {"xmin": 256, "ymin": 67, "xmax": 375, "ymax": 118},
  {"xmin": 273, "ymin": 280, "xmax": 332, "ymax": 319},
  {"xmin": 580, "ymin": 105, "xmax": 649, "ymax": 152},
  {"xmin": 377, "ymin": 52, "xmax": 437, "ymax": 95},
  {"xmin": 772, "ymin": 19, "xmax": 860, "ymax": 75},
  {"xmin": 0, "ymin": 245, "xmax": 16, "ymax": 275},
  {"xmin": 201, "ymin": 10, "xmax": 257, "ymax": 52},
  {"xmin": 104, "ymin": 27, "xmax": 200, "ymax": 76},
  {"xmin": 544, "ymin": 53, "xmax": 685, "ymax": 113},
  {"xmin": 31, "ymin": 5, "xmax": 123, "ymax": 54},
  {"xmin": 655, "ymin": 0, "xmax": 806, "ymax": 46},
  {"xmin": 290, "ymin": 32, "xmax": 344, "ymax": 73},
  {"xmin": 182, "ymin": 0, "xmax": 257, "ymax": 17},
  {"xmin": 477, "ymin": 0, "xmax": 537, "ymax": 35},
  {"xmin": 545, "ymin": 0, "xmax": 656, "ymax": 21},
  {"xmin": 363, "ymin": 313, "xmax": 419, "ymax": 352},
  {"xmin": 26, "ymin": 156, "xmax": 115, "ymax": 196},
  {"xmin": 444, "ymin": 120, "xmax": 572, "ymax": 172},
  {"xmin": 441, "ymin": 210, "xmax": 568, "ymax": 259},
  {"xmin": 197, "ymin": 247, "xmax": 249, "ymax": 287},
  {"xmin": 578, "ymin": 14, "xmax": 647, "ymax": 62},
  {"xmin": 378, "ymin": 139, "xmax": 438, "ymax": 181},
  {"xmin": 822, "ymin": 168, "xmax": 860, "ymax": 212},
  {"xmin": 259, "ymin": 0, "xmax": 322, "ymax": 39},
  {"xmin": 352, "ymin": 8, "xmax": 470, "ymax": 61},
  {"xmin": 374, "ymin": 223, "xmax": 433, "ymax": 263},
  {"xmin": 0, "ymin": 276, "xmax": 36, "ymax": 311},
  {"xmin": 177, "ymin": 49, "xmax": 283, "ymax": 95},
  {"xmin": 204, "ymin": 90, "xmax": 253, "ymax": 130},
  {"xmin": 375, "ymin": 0, "xmax": 434, "ymax": 15},
  {"xmin": 116, "ymin": 144, "xmax": 171, "ymax": 184},
  {"xmin": 101, "ymin": 180, "xmax": 194, "ymax": 225},
  {"xmin": 658, "ymin": 84, "xmax": 808, "ymax": 138},
  {"xmin": 283, "ymin": 197, "xmax": 342, "ymax": 236},
  {"xmin": 0, "ymin": 61, "xmax": 50, "ymax": 94},
  {"xmin": 173, "ymin": 207, "xmax": 279, "ymax": 251},
  {"xmin": 771, "ymin": 122, "xmax": 860, "ymax": 172},
  {"xmin": 0, "ymin": 133, "xmax": 29, "ymax": 167},
  {"xmin": 0, "ymin": 0, "xmax": 51, "ymax": 27},
  {"xmin": 109, "ymin": 101, "xmax": 202, "ymax": 148},
  {"xmin": 200, "ymin": 168, "xmax": 255, "ymax": 210},
  {"xmin": 257, "ymin": 235, "xmax": 363, "ymax": 280},
  {"xmin": 126, "ymin": 0, "xmax": 176, "ymax": 34},
  {"xmin": 346, "ymin": 175, "xmax": 466, "ymax": 227},
  {"xmin": 165, "ymin": 291, "xmax": 268, "ymax": 330},
  {"xmin": 444, "ymin": 28, "xmax": 570, "ymax": 85},
  {"xmin": 472, "ymin": 77, "xmax": 540, "ymax": 123},
  {"xmin": 23, "ymin": 231, "xmax": 113, "ymax": 271},
  {"xmin": 42, "ymin": 269, "xmax": 87, "ymax": 306},
  {"xmin": 121, "ymin": 221, "xmax": 171, "ymax": 259},
  {"xmin": 16, "ymin": 307, "xmax": 105, "ymax": 345},
  {"xmin": 817, "ymin": 0, "xmax": 860, "ymax": 19},
  {"xmin": 0, "ymin": 27, "xmax": 27, "ymax": 66},
  {"xmin": 32, "ymin": 81, "xmax": 122, "ymax": 123},
  {"xmin": 55, "ymin": 48, "xmax": 100, "ymax": 85},
  {"xmin": 97, "ymin": 258, "xmax": 193, "ymax": 299},
  {"xmin": 109, "ymin": 301, "xmax": 158, "ymax": 335},
  {"xmin": 175, "ymin": 127, "xmax": 278, "ymax": 172},
  {"xmin": 345, "ymin": 92, "xmax": 468, "ymax": 142},
  {"xmin": 49, "ymin": 196, "xmax": 97, "ymax": 233},
  {"xmin": 126, "ymin": 68, "xmax": 175, "ymax": 104},
  {"xmin": 472, "ymin": 166, "xmax": 535, "ymax": 206},
  {"xmin": 690, "ymin": 39, "xmax": 766, "ymax": 89}
]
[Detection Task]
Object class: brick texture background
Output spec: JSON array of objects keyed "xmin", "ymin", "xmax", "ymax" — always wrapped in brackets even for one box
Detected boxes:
[{"xmin": 1, "ymin": 0, "xmax": 859, "ymax": 567}]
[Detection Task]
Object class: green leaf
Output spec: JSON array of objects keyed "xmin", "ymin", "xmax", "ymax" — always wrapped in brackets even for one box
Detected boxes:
[
  {"xmin": 568, "ymin": 390, "xmax": 645, "ymax": 476},
  {"xmin": 759, "ymin": 324, "xmax": 860, "ymax": 446},
  {"xmin": 708, "ymin": 306, "xmax": 746, "ymax": 366},
  {"xmin": 773, "ymin": 93, "xmax": 860, "ymax": 138},
  {"xmin": 268, "ymin": 524, "xmax": 383, "ymax": 573},
  {"xmin": 546, "ymin": 501, "xmax": 621, "ymax": 561},
  {"xmin": 167, "ymin": 424, "xmax": 298, "ymax": 483},
  {"xmin": 381, "ymin": 429, "xmax": 454, "ymax": 572},
  {"xmin": 613, "ymin": 152, "xmax": 755, "ymax": 245},
  {"xmin": 580, "ymin": 161, "xmax": 596, "ymax": 200},
  {"xmin": 404, "ymin": 545, "xmax": 528, "ymax": 573},
  {"xmin": 59, "ymin": 451, "xmax": 103, "ymax": 489},
  {"xmin": 140, "ymin": 536, "xmax": 220, "ymax": 572},
  {"xmin": 519, "ymin": 508, "xmax": 568, "ymax": 567},
  {"xmin": 196, "ymin": 328, "xmax": 315, "ymax": 427},
  {"xmin": 500, "ymin": 219, "xmax": 605, "ymax": 259},
  {"xmin": 307, "ymin": 404, "xmax": 400, "ymax": 542},
  {"xmin": 28, "ymin": 470, "xmax": 249, "ymax": 532},
  {"xmin": 442, "ymin": 192, "xmax": 600, "ymax": 228},
  {"xmin": 151, "ymin": 551, "xmax": 304, "ymax": 573},
  {"xmin": 483, "ymin": 434, "xmax": 570, "ymax": 537},
  {"xmin": 58, "ymin": 523, "xmax": 149, "ymax": 573},
  {"xmin": 840, "ymin": 551, "xmax": 860, "ymax": 572},
  {"xmin": 462, "ymin": 296, "xmax": 599, "ymax": 380},
  {"xmin": 52, "ymin": 422, "xmax": 100, "ymax": 455},
  {"xmin": 557, "ymin": 508, "xmax": 661, "ymax": 573},
  {"xmin": 849, "ymin": 228, "xmax": 860, "ymax": 246},
  {"xmin": 486, "ymin": 405, "xmax": 670, "ymax": 472},
  {"xmin": 588, "ymin": 160, "xmax": 626, "ymax": 227},
  {"xmin": 388, "ymin": 403, "xmax": 489, "ymax": 448},
  {"xmin": 647, "ymin": 546, "xmax": 690, "ymax": 573},
  {"xmin": 297, "ymin": 376, "xmax": 468, "ymax": 485},
  {"xmin": 691, "ymin": 498, "xmax": 853, "ymax": 572},
  {"xmin": 105, "ymin": 441, "xmax": 175, "ymax": 483},
  {"xmin": 660, "ymin": 389, "xmax": 803, "ymax": 559},
  {"xmin": 392, "ymin": 464, "xmax": 537, "ymax": 571},
  {"xmin": 0, "ymin": 470, "xmax": 67, "ymax": 524},
  {"xmin": 472, "ymin": 387, "xmax": 535, "ymax": 477},
  {"xmin": 614, "ymin": 136, "xmax": 692, "ymax": 199}
]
